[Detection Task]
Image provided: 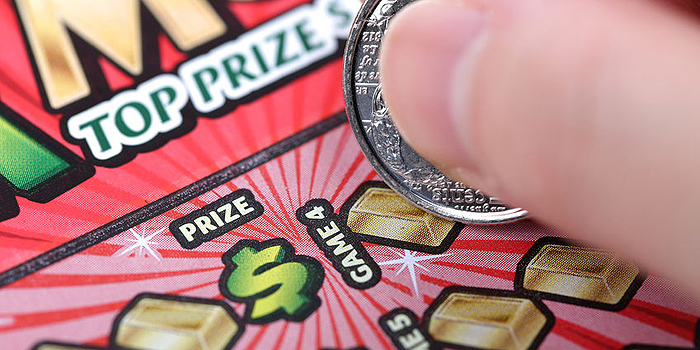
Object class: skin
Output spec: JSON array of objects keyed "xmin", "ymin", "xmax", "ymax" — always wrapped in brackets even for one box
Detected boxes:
[{"xmin": 379, "ymin": 0, "xmax": 700, "ymax": 302}]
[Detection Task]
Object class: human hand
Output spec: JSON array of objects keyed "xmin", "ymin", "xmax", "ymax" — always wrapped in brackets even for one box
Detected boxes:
[{"xmin": 379, "ymin": 0, "xmax": 700, "ymax": 300}]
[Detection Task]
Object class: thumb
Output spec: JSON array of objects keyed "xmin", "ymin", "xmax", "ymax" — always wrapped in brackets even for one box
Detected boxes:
[{"xmin": 379, "ymin": 0, "xmax": 700, "ymax": 298}]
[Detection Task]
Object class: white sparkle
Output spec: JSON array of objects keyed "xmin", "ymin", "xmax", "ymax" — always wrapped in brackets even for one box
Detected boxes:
[
  {"xmin": 113, "ymin": 227, "xmax": 164, "ymax": 261},
  {"xmin": 378, "ymin": 248, "xmax": 451, "ymax": 297}
]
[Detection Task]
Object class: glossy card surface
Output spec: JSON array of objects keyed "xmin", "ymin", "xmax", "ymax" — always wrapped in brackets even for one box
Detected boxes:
[{"xmin": 0, "ymin": 1, "xmax": 698, "ymax": 349}]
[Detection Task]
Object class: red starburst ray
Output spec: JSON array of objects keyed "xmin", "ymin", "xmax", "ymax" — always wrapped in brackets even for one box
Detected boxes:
[
  {"xmin": 243, "ymin": 205, "xmax": 289, "ymax": 243},
  {"xmin": 0, "ymin": 1, "xmax": 41, "ymax": 104},
  {"xmin": 152, "ymin": 150, "xmax": 201, "ymax": 183},
  {"xmin": 233, "ymin": 303, "xmax": 245, "ymax": 313},
  {"xmin": 315, "ymin": 303, "xmax": 323, "ymax": 349},
  {"xmin": 158, "ymin": 210, "xmax": 183, "ymax": 221},
  {"xmin": 389, "ymin": 297, "xmax": 403, "ymax": 307},
  {"xmin": 225, "ymin": 182, "xmax": 239, "ymax": 193},
  {"xmin": 419, "ymin": 274, "xmax": 455, "ymax": 288},
  {"xmin": 209, "ymin": 294, "xmax": 226, "ymax": 301},
  {"xmin": 157, "ymin": 249, "xmax": 224, "ymax": 259},
  {"xmin": 275, "ymin": 157, "xmax": 297, "ymax": 219},
  {"xmin": 209, "ymin": 231, "xmax": 258, "ymax": 244},
  {"xmin": 199, "ymin": 119, "xmax": 237, "ymax": 167},
  {"xmin": 117, "ymin": 161, "xmax": 182, "ymax": 195},
  {"xmin": 0, "ymin": 300, "xmax": 128, "ymax": 332},
  {"xmin": 364, "ymin": 242, "xmax": 390, "ymax": 252},
  {"xmin": 233, "ymin": 106, "xmax": 263, "ymax": 156},
  {"xmin": 329, "ymin": 153, "xmax": 367, "ymax": 204},
  {"xmin": 272, "ymin": 320, "xmax": 291, "ymax": 349},
  {"xmin": 83, "ymin": 334, "xmax": 110, "ymax": 348},
  {"xmin": 245, "ymin": 324, "xmax": 271, "ymax": 349},
  {"xmin": 257, "ymin": 166, "xmax": 300, "ymax": 239},
  {"xmin": 82, "ymin": 243, "xmax": 123, "ymax": 256},
  {"xmin": 190, "ymin": 197, "xmax": 211, "ymax": 208},
  {"xmin": 308, "ymin": 134, "xmax": 325, "ymax": 199},
  {"xmin": 231, "ymin": 0, "xmax": 311, "ymax": 28},
  {"xmin": 291, "ymin": 66, "xmax": 305, "ymax": 134},
  {"xmin": 361, "ymin": 171, "xmax": 380, "ymax": 184},
  {"xmin": 212, "ymin": 186, "xmax": 229, "ymax": 199},
  {"xmin": 428, "ymin": 260, "xmax": 516, "ymax": 281},
  {"xmin": 99, "ymin": 57, "xmax": 134, "ymax": 91},
  {"xmin": 5, "ymin": 266, "xmax": 223, "ymax": 288},
  {"xmin": 0, "ymin": 228, "xmax": 56, "ymax": 243},
  {"xmin": 257, "ymin": 212, "xmax": 294, "ymax": 240},
  {"xmin": 157, "ymin": 34, "xmax": 187, "ymax": 72},
  {"xmin": 79, "ymin": 178, "xmax": 149, "ymax": 208},
  {"xmin": 234, "ymin": 222, "xmax": 280, "ymax": 240},
  {"xmin": 169, "ymin": 280, "xmax": 220, "ymax": 295},
  {"xmin": 204, "ymin": 118, "xmax": 240, "ymax": 165},
  {"xmin": 619, "ymin": 299, "xmax": 698, "ymax": 341},
  {"xmin": 321, "ymin": 286, "xmax": 343, "ymax": 348},
  {"xmin": 324, "ymin": 275, "xmax": 365, "ymax": 346},
  {"xmin": 35, "ymin": 200, "xmax": 113, "ymax": 225},
  {"xmin": 294, "ymin": 148, "xmax": 303, "ymax": 206},
  {"xmin": 243, "ymin": 174, "xmax": 296, "ymax": 238},
  {"xmin": 318, "ymin": 57, "xmax": 344, "ymax": 118},
  {"xmin": 325, "ymin": 267, "xmax": 395, "ymax": 349},
  {"xmin": 177, "ymin": 129, "xmax": 223, "ymax": 176},
  {"xmin": 0, "ymin": 67, "xmax": 43, "ymax": 112},
  {"xmin": 263, "ymin": 88, "xmax": 282, "ymax": 143},
  {"xmin": 551, "ymin": 319, "xmax": 624, "ymax": 350},
  {"xmin": 320, "ymin": 127, "xmax": 352, "ymax": 197},
  {"xmin": 359, "ymin": 289, "xmax": 389, "ymax": 315},
  {"xmin": 450, "ymin": 239, "xmax": 534, "ymax": 254},
  {"xmin": 59, "ymin": 187, "xmax": 137, "ymax": 217},
  {"xmin": 380, "ymin": 277, "xmax": 413, "ymax": 297},
  {"xmin": 295, "ymin": 317, "xmax": 306, "ymax": 350},
  {"xmin": 0, "ymin": 240, "xmax": 55, "ymax": 255}
]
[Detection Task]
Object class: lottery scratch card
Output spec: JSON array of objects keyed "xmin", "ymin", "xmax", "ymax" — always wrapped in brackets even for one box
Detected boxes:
[{"xmin": 0, "ymin": 0, "xmax": 698, "ymax": 349}]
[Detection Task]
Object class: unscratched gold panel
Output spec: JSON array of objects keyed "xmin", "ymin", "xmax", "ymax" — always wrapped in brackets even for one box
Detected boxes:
[
  {"xmin": 428, "ymin": 293, "xmax": 548, "ymax": 350},
  {"xmin": 114, "ymin": 298, "xmax": 239, "ymax": 350},
  {"xmin": 346, "ymin": 187, "xmax": 457, "ymax": 247},
  {"xmin": 523, "ymin": 244, "xmax": 639, "ymax": 304}
]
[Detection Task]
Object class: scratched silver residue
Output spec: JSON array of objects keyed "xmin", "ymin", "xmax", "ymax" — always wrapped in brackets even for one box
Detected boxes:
[{"xmin": 342, "ymin": 0, "xmax": 527, "ymax": 223}]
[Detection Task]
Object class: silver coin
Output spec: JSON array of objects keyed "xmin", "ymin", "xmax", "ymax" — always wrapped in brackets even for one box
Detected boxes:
[{"xmin": 342, "ymin": 0, "xmax": 527, "ymax": 223}]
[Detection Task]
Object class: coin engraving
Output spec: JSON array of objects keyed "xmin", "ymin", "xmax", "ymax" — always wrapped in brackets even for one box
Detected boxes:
[{"xmin": 343, "ymin": 0, "xmax": 527, "ymax": 223}]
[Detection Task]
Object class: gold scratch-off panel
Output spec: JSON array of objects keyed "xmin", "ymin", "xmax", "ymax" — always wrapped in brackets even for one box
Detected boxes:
[
  {"xmin": 523, "ymin": 243, "xmax": 639, "ymax": 305},
  {"xmin": 346, "ymin": 187, "xmax": 458, "ymax": 247},
  {"xmin": 113, "ymin": 297, "xmax": 240, "ymax": 350},
  {"xmin": 428, "ymin": 292, "xmax": 549, "ymax": 350}
]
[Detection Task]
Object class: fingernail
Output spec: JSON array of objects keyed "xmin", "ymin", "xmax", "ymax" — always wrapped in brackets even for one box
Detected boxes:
[{"xmin": 379, "ymin": 0, "xmax": 488, "ymax": 178}]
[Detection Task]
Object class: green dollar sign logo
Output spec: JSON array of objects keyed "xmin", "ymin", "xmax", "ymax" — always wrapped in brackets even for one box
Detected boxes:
[{"xmin": 219, "ymin": 238, "xmax": 324, "ymax": 323}]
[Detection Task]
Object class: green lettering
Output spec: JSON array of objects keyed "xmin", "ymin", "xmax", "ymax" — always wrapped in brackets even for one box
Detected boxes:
[
  {"xmin": 193, "ymin": 67, "xmax": 219, "ymax": 103},
  {"xmin": 222, "ymin": 54, "xmax": 256, "ymax": 88},
  {"xmin": 327, "ymin": 0, "xmax": 352, "ymax": 29},
  {"xmin": 267, "ymin": 30, "xmax": 299, "ymax": 67},
  {"xmin": 150, "ymin": 86, "xmax": 177, "ymax": 123},
  {"xmin": 115, "ymin": 102, "xmax": 151, "ymax": 137},
  {"xmin": 78, "ymin": 114, "xmax": 111, "ymax": 152},
  {"xmin": 251, "ymin": 44, "xmax": 269, "ymax": 74},
  {"xmin": 295, "ymin": 19, "xmax": 324, "ymax": 52}
]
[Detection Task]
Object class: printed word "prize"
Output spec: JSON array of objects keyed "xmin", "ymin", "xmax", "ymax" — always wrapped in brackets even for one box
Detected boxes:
[{"xmin": 170, "ymin": 189, "xmax": 263, "ymax": 249}]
